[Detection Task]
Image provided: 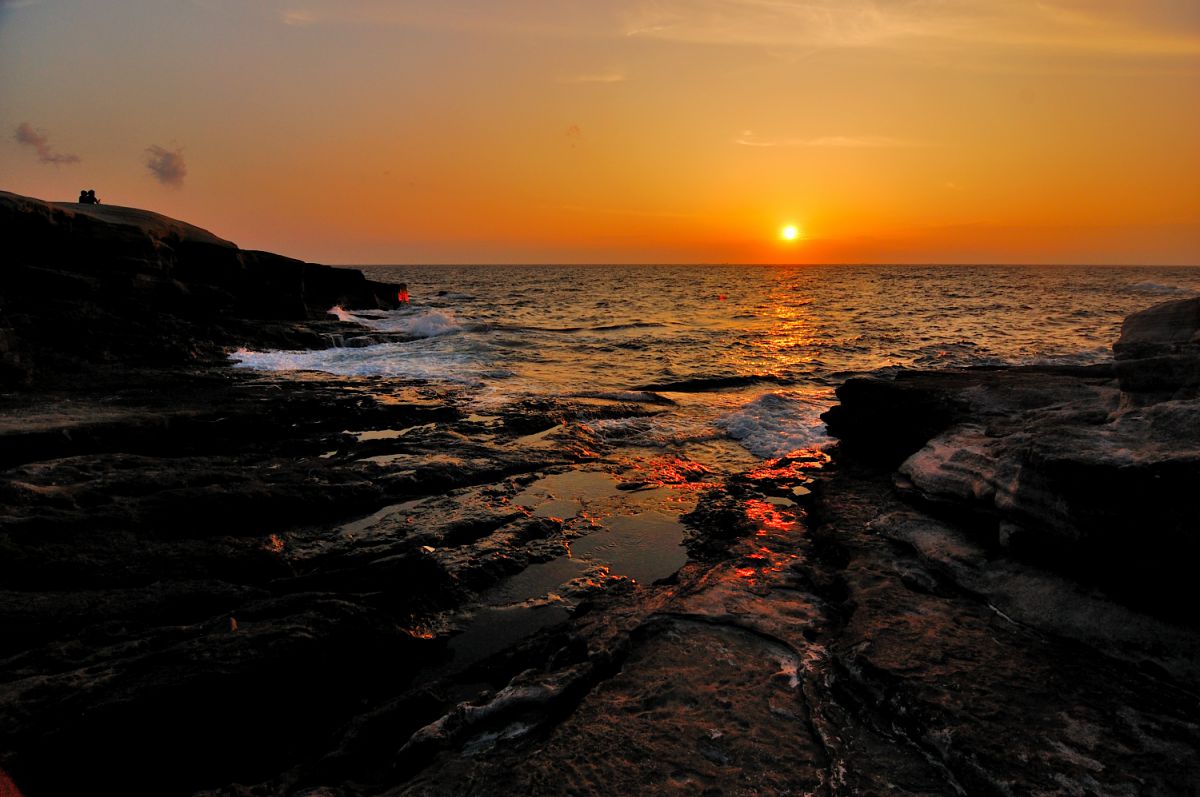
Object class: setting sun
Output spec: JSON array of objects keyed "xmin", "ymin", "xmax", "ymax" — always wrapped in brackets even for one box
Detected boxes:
[{"xmin": 781, "ymin": 225, "xmax": 801, "ymax": 242}]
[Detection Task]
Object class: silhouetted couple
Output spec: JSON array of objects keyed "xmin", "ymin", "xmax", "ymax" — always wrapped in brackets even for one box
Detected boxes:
[{"xmin": 77, "ymin": 189, "xmax": 100, "ymax": 205}]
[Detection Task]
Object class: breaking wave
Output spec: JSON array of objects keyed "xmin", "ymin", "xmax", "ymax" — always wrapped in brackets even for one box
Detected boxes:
[
  {"xmin": 1131, "ymin": 282, "xmax": 1194, "ymax": 296},
  {"xmin": 715, "ymin": 392, "xmax": 833, "ymax": 459},
  {"xmin": 329, "ymin": 306, "xmax": 467, "ymax": 338},
  {"xmin": 230, "ymin": 343, "xmax": 484, "ymax": 384}
]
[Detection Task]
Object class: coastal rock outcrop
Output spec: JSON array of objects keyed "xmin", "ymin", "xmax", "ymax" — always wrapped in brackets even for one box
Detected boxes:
[
  {"xmin": 0, "ymin": 190, "xmax": 403, "ymax": 386},
  {"xmin": 823, "ymin": 297, "xmax": 1200, "ymax": 616},
  {"xmin": 1113, "ymin": 296, "xmax": 1200, "ymax": 397}
]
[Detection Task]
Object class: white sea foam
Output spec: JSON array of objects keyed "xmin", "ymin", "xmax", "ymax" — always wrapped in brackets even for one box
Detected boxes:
[
  {"xmin": 1132, "ymin": 281, "xmax": 1194, "ymax": 296},
  {"xmin": 230, "ymin": 343, "xmax": 481, "ymax": 383},
  {"xmin": 580, "ymin": 391, "xmax": 833, "ymax": 459},
  {"xmin": 715, "ymin": 392, "xmax": 833, "ymax": 458},
  {"xmin": 328, "ymin": 306, "xmax": 360, "ymax": 323},
  {"xmin": 402, "ymin": 310, "xmax": 466, "ymax": 337},
  {"xmin": 328, "ymin": 306, "xmax": 466, "ymax": 337}
]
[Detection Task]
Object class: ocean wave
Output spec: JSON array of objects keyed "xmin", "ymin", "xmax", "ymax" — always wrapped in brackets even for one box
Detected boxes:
[
  {"xmin": 230, "ymin": 343, "xmax": 482, "ymax": 383},
  {"xmin": 402, "ymin": 310, "xmax": 467, "ymax": 337},
  {"xmin": 569, "ymin": 390, "xmax": 676, "ymax": 405},
  {"xmin": 591, "ymin": 322, "xmax": 670, "ymax": 332},
  {"xmin": 329, "ymin": 306, "xmax": 363, "ymax": 323},
  {"xmin": 583, "ymin": 415, "xmax": 720, "ymax": 448},
  {"xmin": 329, "ymin": 306, "xmax": 467, "ymax": 338},
  {"xmin": 1132, "ymin": 281, "xmax": 1194, "ymax": 296},
  {"xmin": 715, "ymin": 392, "xmax": 833, "ymax": 458},
  {"xmin": 493, "ymin": 321, "xmax": 668, "ymax": 334}
]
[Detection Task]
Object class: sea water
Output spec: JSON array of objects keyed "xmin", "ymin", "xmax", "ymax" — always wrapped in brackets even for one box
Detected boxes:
[{"xmin": 234, "ymin": 265, "xmax": 1200, "ymax": 465}]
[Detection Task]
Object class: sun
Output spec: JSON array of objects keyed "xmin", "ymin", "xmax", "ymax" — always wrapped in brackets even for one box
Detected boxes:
[{"xmin": 780, "ymin": 224, "xmax": 801, "ymax": 241}]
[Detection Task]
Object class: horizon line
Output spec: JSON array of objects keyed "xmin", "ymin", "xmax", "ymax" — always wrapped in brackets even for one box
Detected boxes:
[{"xmin": 341, "ymin": 261, "xmax": 1200, "ymax": 268}]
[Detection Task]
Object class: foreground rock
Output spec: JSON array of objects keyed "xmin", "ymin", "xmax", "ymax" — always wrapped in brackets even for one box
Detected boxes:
[
  {"xmin": 0, "ymin": 367, "xmax": 688, "ymax": 795},
  {"xmin": 0, "ymin": 190, "xmax": 403, "ymax": 387}
]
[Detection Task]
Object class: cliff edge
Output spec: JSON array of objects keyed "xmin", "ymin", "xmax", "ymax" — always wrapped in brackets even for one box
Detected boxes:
[{"xmin": 0, "ymin": 190, "xmax": 402, "ymax": 387}]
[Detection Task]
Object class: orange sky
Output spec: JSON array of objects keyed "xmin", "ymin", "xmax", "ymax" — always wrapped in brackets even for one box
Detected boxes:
[{"xmin": 2, "ymin": 0, "xmax": 1199, "ymax": 264}]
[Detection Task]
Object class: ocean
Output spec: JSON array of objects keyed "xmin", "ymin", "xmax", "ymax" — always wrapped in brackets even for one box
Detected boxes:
[{"xmin": 233, "ymin": 265, "xmax": 1200, "ymax": 472}]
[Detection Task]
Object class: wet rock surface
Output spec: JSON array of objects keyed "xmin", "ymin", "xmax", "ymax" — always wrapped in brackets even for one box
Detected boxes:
[
  {"xmin": 0, "ymin": 367, "xmax": 678, "ymax": 795},
  {"xmin": 3, "ymin": 204, "xmax": 1199, "ymax": 797}
]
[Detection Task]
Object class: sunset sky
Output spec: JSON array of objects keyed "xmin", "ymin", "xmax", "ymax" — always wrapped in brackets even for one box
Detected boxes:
[{"xmin": 2, "ymin": 0, "xmax": 1198, "ymax": 264}]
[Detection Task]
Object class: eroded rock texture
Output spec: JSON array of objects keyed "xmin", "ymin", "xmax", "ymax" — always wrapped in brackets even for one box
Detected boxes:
[{"xmin": 825, "ymin": 299, "xmax": 1200, "ymax": 619}]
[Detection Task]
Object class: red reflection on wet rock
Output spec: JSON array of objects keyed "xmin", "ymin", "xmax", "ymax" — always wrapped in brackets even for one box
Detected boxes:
[
  {"xmin": 622, "ymin": 455, "xmax": 719, "ymax": 491},
  {"xmin": 743, "ymin": 499, "xmax": 797, "ymax": 535},
  {"xmin": 744, "ymin": 449, "xmax": 829, "ymax": 484}
]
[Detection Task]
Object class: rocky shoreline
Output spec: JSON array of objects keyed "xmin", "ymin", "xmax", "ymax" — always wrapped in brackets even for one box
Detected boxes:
[
  {"xmin": 0, "ymin": 190, "xmax": 403, "ymax": 388},
  {"xmin": 2, "ymin": 193, "xmax": 1198, "ymax": 795}
]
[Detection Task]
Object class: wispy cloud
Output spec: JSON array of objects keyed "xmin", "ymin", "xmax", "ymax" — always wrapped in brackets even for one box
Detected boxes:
[
  {"xmin": 557, "ymin": 72, "xmax": 627, "ymax": 84},
  {"xmin": 282, "ymin": 8, "xmax": 317, "ymax": 26},
  {"xmin": 14, "ymin": 122, "xmax": 80, "ymax": 165},
  {"xmin": 188, "ymin": 0, "xmax": 1200, "ymax": 57},
  {"xmin": 145, "ymin": 145, "xmax": 187, "ymax": 187},
  {"xmin": 621, "ymin": 0, "xmax": 1200, "ymax": 57},
  {"xmin": 249, "ymin": 1, "xmax": 617, "ymax": 39},
  {"xmin": 735, "ymin": 130, "xmax": 919, "ymax": 148}
]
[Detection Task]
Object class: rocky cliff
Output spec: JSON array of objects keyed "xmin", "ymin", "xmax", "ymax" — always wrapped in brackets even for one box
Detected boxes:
[{"xmin": 0, "ymin": 191, "xmax": 403, "ymax": 387}]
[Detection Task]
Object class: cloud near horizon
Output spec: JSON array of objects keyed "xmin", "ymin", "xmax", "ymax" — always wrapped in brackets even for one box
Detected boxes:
[
  {"xmin": 281, "ymin": 8, "xmax": 317, "ymax": 26},
  {"xmin": 145, "ymin": 145, "xmax": 187, "ymax": 186},
  {"xmin": 14, "ymin": 122, "xmax": 80, "ymax": 165}
]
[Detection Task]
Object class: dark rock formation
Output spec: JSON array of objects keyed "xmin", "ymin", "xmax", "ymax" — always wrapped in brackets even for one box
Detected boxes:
[
  {"xmin": 821, "ymin": 299, "xmax": 1200, "ymax": 617},
  {"xmin": 0, "ymin": 190, "xmax": 403, "ymax": 387},
  {"xmin": 821, "ymin": 364, "xmax": 1116, "ymax": 467},
  {"xmin": 809, "ymin": 466, "xmax": 1200, "ymax": 797},
  {"xmin": 0, "ymin": 365, "xmax": 680, "ymax": 796},
  {"xmin": 1113, "ymin": 296, "xmax": 1200, "ymax": 397}
]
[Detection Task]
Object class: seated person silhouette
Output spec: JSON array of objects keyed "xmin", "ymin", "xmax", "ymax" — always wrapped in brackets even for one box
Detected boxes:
[{"xmin": 87, "ymin": 189, "xmax": 100, "ymax": 205}]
